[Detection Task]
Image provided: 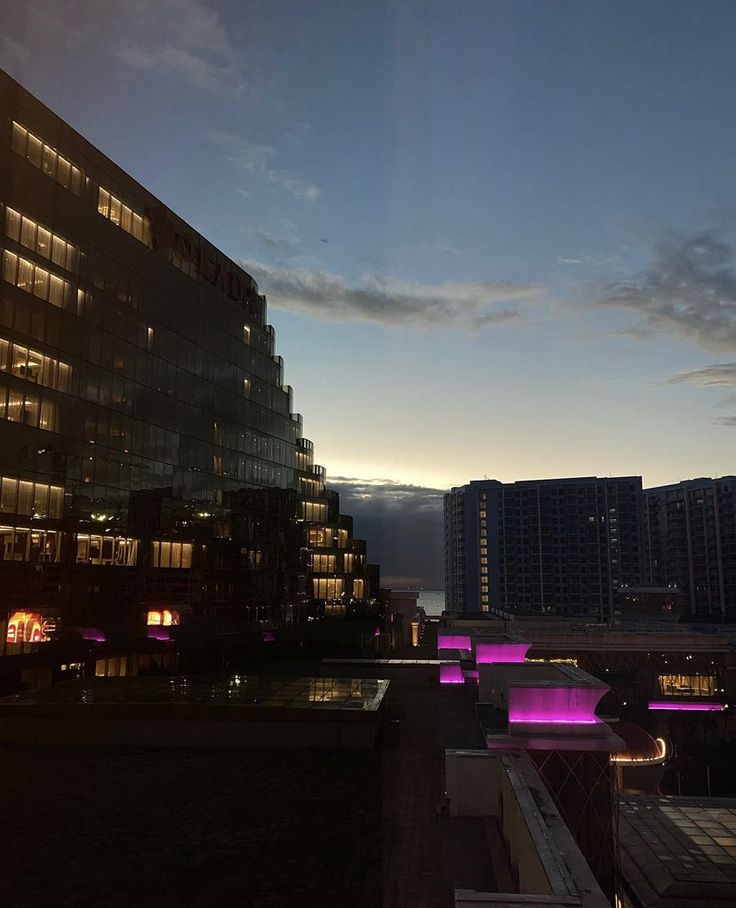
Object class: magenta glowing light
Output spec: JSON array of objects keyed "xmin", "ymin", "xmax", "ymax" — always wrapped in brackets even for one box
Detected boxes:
[
  {"xmin": 475, "ymin": 642, "xmax": 530, "ymax": 665},
  {"xmin": 508, "ymin": 685, "xmax": 605, "ymax": 725},
  {"xmin": 262, "ymin": 631, "xmax": 275, "ymax": 643},
  {"xmin": 440, "ymin": 663, "xmax": 464, "ymax": 685},
  {"xmin": 437, "ymin": 634, "xmax": 471, "ymax": 653},
  {"xmin": 648, "ymin": 701, "xmax": 725, "ymax": 712},
  {"xmin": 78, "ymin": 627, "xmax": 106, "ymax": 643},
  {"xmin": 147, "ymin": 626, "xmax": 170, "ymax": 641}
]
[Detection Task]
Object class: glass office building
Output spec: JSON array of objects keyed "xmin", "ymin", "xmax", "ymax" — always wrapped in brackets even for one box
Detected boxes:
[{"xmin": 0, "ymin": 69, "xmax": 377, "ymax": 670}]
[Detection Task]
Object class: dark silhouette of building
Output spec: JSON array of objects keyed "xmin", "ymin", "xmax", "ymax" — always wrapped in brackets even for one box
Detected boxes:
[
  {"xmin": 644, "ymin": 476, "xmax": 736, "ymax": 620},
  {"xmin": 445, "ymin": 477, "xmax": 644, "ymax": 618}
]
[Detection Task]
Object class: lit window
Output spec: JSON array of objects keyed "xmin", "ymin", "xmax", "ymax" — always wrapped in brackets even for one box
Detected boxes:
[
  {"xmin": 150, "ymin": 540, "xmax": 193, "ymax": 569},
  {"xmin": 2, "ymin": 249, "xmax": 87, "ymax": 314},
  {"xmin": 4, "ymin": 208, "xmax": 80, "ymax": 273},
  {"xmin": 97, "ymin": 186, "xmax": 151, "ymax": 244},
  {"xmin": 11, "ymin": 122, "xmax": 84, "ymax": 195},
  {"xmin": 146, "ymin": 609, "xmax": 180, "ymax": 627},
  {"xmin": 243, "ymin": 325, "xmax": 251, "ymax": 344},
  {"xmin": 77, "ymin": 535, "xmax": 139, "ymax": 566}
]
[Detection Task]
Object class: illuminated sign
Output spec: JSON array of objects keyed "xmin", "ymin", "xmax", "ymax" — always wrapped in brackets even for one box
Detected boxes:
[
  {"xmin": 648, "ymin": 700, "xmax": 725, "ymax": 712},
  {"xmin": 6, "ymin": 611, "xmax": 48, "ymax": 644},
  {"xmin": 146, "ymin": 609, "xmax": 180, "ymax": 627}
]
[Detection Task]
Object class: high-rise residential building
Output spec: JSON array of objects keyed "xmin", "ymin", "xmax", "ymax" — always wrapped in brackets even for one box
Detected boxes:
[
  {"xmin": 0, "ymin": 69, "xmax": 377, "ymax": 671},
  {"xmin": 444, "ymin": 476, "xmax": 644, "ymax": 617},
  {"xmin": 643, "ymin": 476, "xmax": 736, "ymax": 619}
]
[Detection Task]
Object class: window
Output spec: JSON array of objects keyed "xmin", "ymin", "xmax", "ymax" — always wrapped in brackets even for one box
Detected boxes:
[
  {"xmin": 0, "ymin": 527, "xmax": 60, "ymax": 562},
  {"xmin": 301, "ymin": 500, "xmax": 327, "ymax": 522},
  {"xmin": 2, "ymin": 250, "xmax": 87, "ymax": 315},
  {"xmin": 0, "ymin": 477, "xmax": 63, "ymax": 517},
  {"xmin": 98, "ymin": 187, "xmax": 151, "ymax": 244},
  {"xmin": 11, "ymin": 122, "xmax": 85, "ymax": 195},
  {"xmin": 151, "ymin": 540, "xmax": 193, "ymax": 568},
  {"xmin": 353, "ymin": 578, "xmax": 365, "ymax": 598},
  {"xmin": 243, "ymin": 325, "xmax": 251, "ymax": 343},
  {"xmin": 343, "ymin": 552, "xmax": 355, "ymax": 572},
  {"xmin": 308, "ymin": 526, "xmax": 332, "ymax": 547},
  {"xmin": 0, "ymin": 337, "xmax": 71, "ymax": 392},
  {"xmin": 77, "ymin": 534, "xmax": 139, "ymax": 566},
  {"xmin": 311, "ymin": 553, "xmax": 336, "ymax": 571},
  {"xmin": 312, "ymin": 577, "xmax": 344, "ymax": 598},
  {"xmin": 4, "ymin": 207, "xmax": 81, "ymax": 273}
]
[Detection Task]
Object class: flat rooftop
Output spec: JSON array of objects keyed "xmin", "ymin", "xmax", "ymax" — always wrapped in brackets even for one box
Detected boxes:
[
  {"xmin": 0, "ymin": 676, "xmax": 389, "ymax": 749},
  {"xmin": 620, "ymin": 795, "xmax": 736, "ymax": 905},
  {"xmin": 2, "ymin": 675, "xmax": 388, "ymax": 710}
]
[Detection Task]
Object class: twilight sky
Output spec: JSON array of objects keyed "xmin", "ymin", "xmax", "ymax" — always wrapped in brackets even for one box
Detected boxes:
[{"xmin": 2, "ymin": 0, "xmax": 736, "ymax": 586}]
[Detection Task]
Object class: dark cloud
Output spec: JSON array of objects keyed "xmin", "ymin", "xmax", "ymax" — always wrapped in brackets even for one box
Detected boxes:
[
  {"xmin": 714, "ymin": 415, "xmax": 736, "ymax": 426},
  {"xmin": 238, "ymin": 260, "xmax": 540, "ymax": 330},
  {"xmin": 253, "ymin": 229, "xmax": 301, "ymax": 259},
  {"xmin": 668, "ymin": 363, "xmax": 736, "ymax": 387},
  {"xmin": 329, "ymin": 478, "xmax": 446, "ymax": 588},
  {"xmin": 598, "ymin": 230, "xmax": 736, "ymax": 352}
]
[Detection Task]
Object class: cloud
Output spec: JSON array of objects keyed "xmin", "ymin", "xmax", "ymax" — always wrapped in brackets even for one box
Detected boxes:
[
  {"xmin": 2, "ymin": 0, "xmax": 243, "ymax": 93},
  {"xmin": 115, "ymin": 0, "xmax": 244, "ymax": 93},
  {"xmin": 254, "ymin": 229, "xmax": 302, "ymax": 259},
  {"xmin": 668, "ymin": 363, "xmax": 736, "ymax": 388},
  {"xmin": 210, "ymin": 132, "xmax": 321, "ymax": 201},
  {"xmin": 597, "ymin": 229, "xmax": 736, "ymax": 353},
  {"xmin": 714, "ymin": 415, "xmax": 736, "ymax": 426},
  {"xmin": 238, "ymin": 260, "xmax": 540, "ymax": 330},
  {"xmin": 328, "ymin": 478, "xmax": 446, "ymax": 588},
  {"xmin": 559, "ymin": 256, "xmax": 584, "ymax": 265}
]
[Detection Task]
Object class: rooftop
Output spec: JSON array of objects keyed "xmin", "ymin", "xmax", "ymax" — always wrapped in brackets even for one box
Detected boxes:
[{"xmin": 620, "ymin": 795, "xmax": 736, "ymax": 906}]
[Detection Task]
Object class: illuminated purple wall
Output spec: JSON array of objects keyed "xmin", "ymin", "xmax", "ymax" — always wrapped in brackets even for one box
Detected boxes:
[
  {"xmin": 508, "ymin": 685, "xmax": 605, "ymax": 724},
  {"xmin": 147, "ymin": 627, "xmax": 170, "ymax": 641},
  {"xmin": 437, "ymin": 634, "xmax": 471, "ymax": 652},
  {"xmin": 440, "ymin": 663, "xmax": 465, "ymax": 684},
  {"xmin": 78, "ymin": 627, "xmax": 106, "ymax": 643},
  {"xmin": 648, "ymin": 700, "xmax": 724, "ymax": 712},
  {"xmin": 475, "ymin": 642, "xmax": 530, "ymax": 664}
]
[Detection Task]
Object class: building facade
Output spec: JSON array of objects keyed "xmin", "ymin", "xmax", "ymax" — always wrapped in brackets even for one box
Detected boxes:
[
  {"xmin": 444, "ymin": 477, "xmax": 644, "ymax": 617},
  {"xmin": 0, "ymin": 70, "xmax": 377, "ymax": 676},
  {"xmin": 644, "ymin": 477, "xmax": 736, "ymax": 619}
]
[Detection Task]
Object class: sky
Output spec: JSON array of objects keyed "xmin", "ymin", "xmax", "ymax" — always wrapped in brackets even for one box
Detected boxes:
[{"xmin": 2, "ymin": 0, "xmax": 736, "ymax": 586}]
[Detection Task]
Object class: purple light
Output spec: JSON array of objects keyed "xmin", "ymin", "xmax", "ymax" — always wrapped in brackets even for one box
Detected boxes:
[
  {"xmin": 438, "ymin": 634, "xmax": 471, "ymax": 652},
  {"xmin": 648, "ymin": 701, "xmax": 725, "ymax": 712},
  {"xmin": 373, "ymin": 627, "xmax": 380, "ymax": 637},
  {"xmin": 475, "ymin": 642, "xmax": 530, "ymax": 664},
  {"xmin": 78, "ymin": 627, "xmax": 106, "ymax": 643},
  {"xmin": 147, "ymin": 627, "xmax": 170, "ymax": 641},
  {"xmin": 262, "ymin": 631, "xmax": 275, "ymax": 643},
  {"xmin": 463, "ymin": 669, "xmax": 479, "ymax": 682},
  {"xmin": 508, "ymin": 685, "xmax": 605, "ymax": 725},
  {"xmin": 440, "ymin": 663, "xmax": 464, "ymax": 684}
]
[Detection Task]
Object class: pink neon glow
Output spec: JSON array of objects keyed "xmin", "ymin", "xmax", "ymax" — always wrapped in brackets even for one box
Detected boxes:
[
  {"xmin": 648, "ymin": 701, "xmax": 724, "ymax": 712},
  {"xmin": 78, "ymin": 627, "xmax": 106, "ymax": 643},
  {"xmin": 440, "ymin": 663, "xmax": 464, "ymax": 684},
  {"xmin": 475, "ymin": 642, "xmax": 530, "ymax": 664},
  {"xmin": 147, "ymin": 627, "xmax": 170, "ymax": 641},
  {"xmin": 508, "ymin": 685, "xmax": 605, "ymax": 724},
  {"xmin": 464, "ymin": 670, "xmax": 480, "ymax": 681},
  {"xmin": 437, "ymin": 634, "xmax": 471, "ymax": 652},
  {"xmin": 262, "ymin": 631, "xmax": 275, "ymax": 643}
]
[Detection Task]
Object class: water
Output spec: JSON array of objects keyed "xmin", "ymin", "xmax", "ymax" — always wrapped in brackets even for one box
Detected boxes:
[{"xmin": 418, "ymin": 589, "xmax": 445, "ymax": 616}]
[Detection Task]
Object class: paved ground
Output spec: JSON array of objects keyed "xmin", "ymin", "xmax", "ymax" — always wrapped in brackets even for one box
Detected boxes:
[{"xmin": 0, "ymin": 624, "xmax": 496, "ymax": 908}]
